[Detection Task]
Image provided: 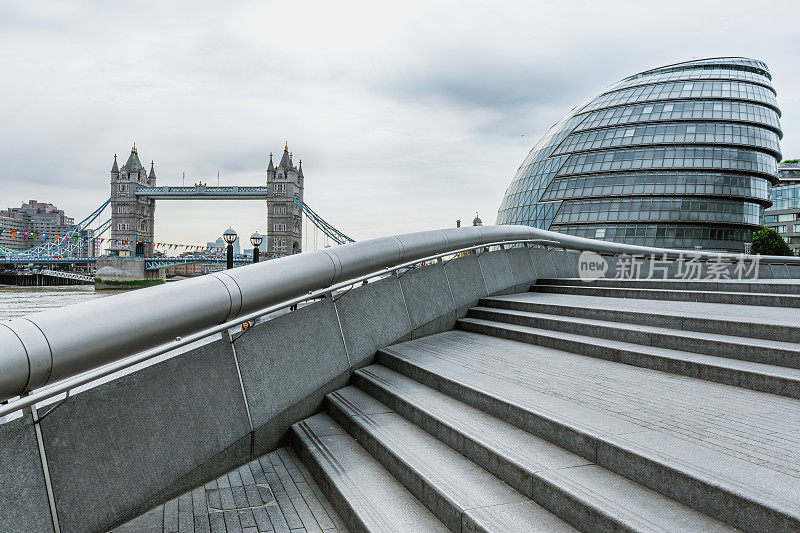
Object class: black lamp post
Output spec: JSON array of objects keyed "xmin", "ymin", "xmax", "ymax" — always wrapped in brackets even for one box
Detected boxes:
[
  {"xmin": 250, "ymin": 232, "xmax": 263, "ymax": 264},
  {"xmin": 223, "ymin": 228, "xmax": 237, "ymax": 269}
]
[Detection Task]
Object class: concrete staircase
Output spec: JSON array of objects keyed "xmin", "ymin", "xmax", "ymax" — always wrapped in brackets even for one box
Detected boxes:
[{"xmin": 292, "ymin": 279, "xmax": 800, "ymax": 532}]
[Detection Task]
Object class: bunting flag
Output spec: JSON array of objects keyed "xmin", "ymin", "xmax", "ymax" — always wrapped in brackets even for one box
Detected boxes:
[{"xmin": 11, "ymin": 231, "xmax": 16, "ymax": 239}]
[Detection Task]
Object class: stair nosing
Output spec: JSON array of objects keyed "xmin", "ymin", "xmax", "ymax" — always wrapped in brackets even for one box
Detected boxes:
[
  {"xmin": 533, "ymin": 284, "xmax": 800, "ymax": 301},
  {"xmin": 479, "ymin": 294, "xmax": 800, "ymax": 342},
  {"xmin": 457, "ymin": 316, "xmax": 800, "ymax": 385},
  {"xmin": 468, "ymin": 305, "xmax": 800, "ymax": 355}
]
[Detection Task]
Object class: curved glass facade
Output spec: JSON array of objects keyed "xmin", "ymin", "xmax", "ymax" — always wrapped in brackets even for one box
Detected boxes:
[{"xmin": 497, "ymin": 57, "xmax": 782, "ymax": 251}]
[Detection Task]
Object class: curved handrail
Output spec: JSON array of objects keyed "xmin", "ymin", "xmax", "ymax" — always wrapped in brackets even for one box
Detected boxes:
[
  {"xmin": 1, "ymin": 224, "xmax": 798, "ymax": 406},
  {"xmin": 0, "ymin": 237, "xmax": 556, "ymax": 417}
]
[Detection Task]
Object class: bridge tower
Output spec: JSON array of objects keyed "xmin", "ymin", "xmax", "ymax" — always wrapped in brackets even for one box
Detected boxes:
[
  {"xmin": 266, "ymin": 143, "xmax": 303, "ymax": 255},
  {"xmin": 110, "ymin": 144, "xmax": 156, "ymax": 257}
]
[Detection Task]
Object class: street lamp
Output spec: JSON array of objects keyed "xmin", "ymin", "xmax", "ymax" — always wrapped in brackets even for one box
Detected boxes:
[
  {"xmin": 250, "ymin": 232, "xmax": 263, "ymax": 264},
  {"xmin": 223, "ymin": 228, "xmax": 237, "ymax": 269}
]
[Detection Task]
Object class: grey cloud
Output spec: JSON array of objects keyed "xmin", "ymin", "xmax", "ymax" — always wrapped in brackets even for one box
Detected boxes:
[{"xmin": 1, "ymin": 1, "xmax": 800, "ymax": 244}]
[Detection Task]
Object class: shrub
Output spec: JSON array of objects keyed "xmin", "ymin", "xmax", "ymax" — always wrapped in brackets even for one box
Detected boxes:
[{"xmin": 751, "ymin": 227, "xmax": 793, "ymax": 256}]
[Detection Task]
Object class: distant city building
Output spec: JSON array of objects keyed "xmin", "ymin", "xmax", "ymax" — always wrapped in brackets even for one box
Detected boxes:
[
  {"xmin": 109, "ymin": 144, "xmax": 156, "ymax": 257},
  {"xmin": 0, "ymin": 200, "xmax": 94, "ymax": 256},
  {"xmin": 765, "ymin": 160, "xmax": 800, "ymax": 252},
  {"xmin": 164, "ymin": 251, "xmax": 210, "ymax": 277},
  {"xmin": 497, "ymin": 57, "xmax": 782, "ymax": 251},
  {"xmin": 266, "ymin": 143, "xmax": 303, "ymax": 255},
  {"xmin": 206, "ymin": 236, "xmax": 240, "ymax": 256}
]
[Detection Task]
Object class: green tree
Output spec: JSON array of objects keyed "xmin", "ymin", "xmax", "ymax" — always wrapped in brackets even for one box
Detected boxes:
[{"xmin": 751, "ymin": 227, "xmax": 793, "ymax": 256}]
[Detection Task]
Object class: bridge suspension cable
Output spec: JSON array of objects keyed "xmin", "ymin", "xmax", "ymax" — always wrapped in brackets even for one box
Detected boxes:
[
  {"xmin": 49, "ymin": 219, "xmax": 112, "ymax": 257},
  {"xmin": 293, "ymin": 198, "xmax": 354, "ymax": 246}
]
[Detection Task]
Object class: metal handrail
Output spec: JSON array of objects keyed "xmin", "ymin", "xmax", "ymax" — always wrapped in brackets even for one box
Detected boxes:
[
  {"xmin": 0, "ymin": 238, "xmax": 549, "ymax": 417},
  {"xmin": 2, "ymin": 224, "xmax": 799, "ymax": 412}
]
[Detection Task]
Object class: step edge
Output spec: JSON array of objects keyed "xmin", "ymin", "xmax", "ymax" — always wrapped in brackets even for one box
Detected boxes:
[
  {"xmin": 468, "ymin": 306, "xmax": 800, "ymax": 353},
  {"xmin": 457, "ymin": 318, "xmax": 800, "ymax": 397}
]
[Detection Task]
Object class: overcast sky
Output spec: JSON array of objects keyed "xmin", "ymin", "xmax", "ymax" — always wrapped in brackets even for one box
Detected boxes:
[{"xmin": 1, "ymin": 1, "xmax": 799, "ymax": 248}]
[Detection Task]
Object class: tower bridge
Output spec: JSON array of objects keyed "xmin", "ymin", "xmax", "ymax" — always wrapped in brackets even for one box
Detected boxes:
[
  {"xmin": 107, "ymin": 142, "xmax": 305, "ymax": 260},
  {"xmin": 1, "ymin": 143, "xmax": 352, "ymax": 285}
]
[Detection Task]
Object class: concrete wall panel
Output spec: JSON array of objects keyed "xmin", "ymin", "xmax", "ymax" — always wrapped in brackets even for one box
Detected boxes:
[
  {"xmin": 234, "ymin": 299, "xmax": 350, "ymax": 455},
  {"xmin": 548, "ymin": 249, "xmax": 571, "ymax": 278},
  {"xmin": 40, "ymin": 338, "xmax": 250, "ymax": 533},
  {"xmin": 566, "ymin": 250, "xmax": 583, "ymax": 277},
  {"xmin": 478, "ymin": 250, "xmax": 514, "ymax": 295},
  {"xmin": 443, "ymin": 254, "xmax": 489, "ymax": 317},
  {"xmin": 113, "ymin": 434, "xmax": 251, "ymax": 529},
  {"xmin": 759, "ymin": 263, "xmax": 776, "ymax": 279},
  {"xmin": 786, "ymin": 265, "xmax": 800, "ymax": 279},
  {"xmin": 771, "ymin": 263, "xmax": 791, "ymax": 279},
  {"xmin": 529, "ymin": 248, "xmax": 556, "ymax": 279},
  {"xmin": 0, "ymin": 415, "xmax": 53, "ymax": 533},
  {"xmin": 333, "ymin": 276, "xmax": 412, "ymax": 369},
  {"xmin": 399, "ymin": 263, "xmax": 456, "ymax": 337},
  {"xmin": 601, "ymin": 253, "xmax": 618, "ymax": 279},
  {"xmin": 506, "ymin": 247, "xmax": 537, "ymax": 291},
  {"xmin": 250, "ymin": 372, "xmax": 348, "ymax": 456}
]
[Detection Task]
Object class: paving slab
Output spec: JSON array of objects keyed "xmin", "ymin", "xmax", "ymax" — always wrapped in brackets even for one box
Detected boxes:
[{"xmin": 113, "ymin": 447, "xmax": 347, "ymax": 533}]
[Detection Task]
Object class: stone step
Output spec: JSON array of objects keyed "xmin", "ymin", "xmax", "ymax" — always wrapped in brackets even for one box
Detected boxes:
[
  {"xmin": 291, "ymin": 413, "xmax": 449, "ymax": 533},
  {"xmin": 377, "ymin": 333, "xmax": 800, "ymax": 533},
  {"xmin": 467, "ymin": 306, "xmax": 800, "ymax": 370},
  {"xmin": 325, "ymin": 386, "xmax": 575, "ymax": 532},
  {"xmin": 352, "ymin": 364, "xmax": 737, "ymax": 533},
  {"xmin": 536, "ymin": 278, "xmax": 800, "ymax": 295},
  {"xmin": 531, "ymin": 284, "xmax": 800, "ymax": 308},
  {"xmin": 480, "ymin": 292, "xmax": 800, "ymax": 343},
  {"xmin": 458, "ymin": 316, "xmax": 800, "ymax": 399}
]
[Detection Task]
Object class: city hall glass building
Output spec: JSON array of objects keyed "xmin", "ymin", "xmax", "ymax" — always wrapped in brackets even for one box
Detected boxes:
[{"xmin": 496, "ymin": 57, "xmax": 782, "ymax": 251}]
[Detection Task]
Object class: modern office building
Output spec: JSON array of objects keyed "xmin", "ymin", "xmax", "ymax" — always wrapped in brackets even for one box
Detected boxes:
[
  {"xmin": 765, "ymin": 160, "xmax": 800, "ymax": 252},
  {"xmin": 497, "ymin": 57, "xmax": 782, "ymax": 251}
]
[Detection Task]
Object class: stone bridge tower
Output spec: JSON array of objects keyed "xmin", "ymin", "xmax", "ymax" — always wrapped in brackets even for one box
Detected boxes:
[
  {"xmin": 266, "ymin": 143, "xmax": 303, "ymax": 255},
  {"xmin": 110, "ymin": 144, "xmax": 156, "ymax": 257}
]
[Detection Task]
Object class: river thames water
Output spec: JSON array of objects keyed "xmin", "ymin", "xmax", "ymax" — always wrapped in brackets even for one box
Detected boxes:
[{"xmin": 0, "ymin": 285, "xmax": 129, "ymax": 319}]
